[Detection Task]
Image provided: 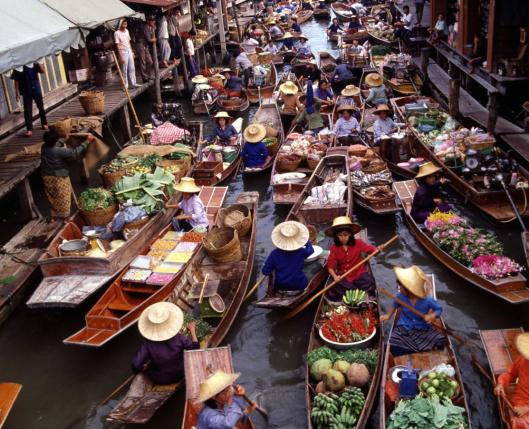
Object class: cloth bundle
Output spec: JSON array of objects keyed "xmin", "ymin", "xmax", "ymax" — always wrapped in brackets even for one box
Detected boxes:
[
  {"xmin": 305, "ymin": 180, "xmax": 347, "ymax": 205},
  {"xmin": 350, "ymin": 169, "xmax": 392, "ymax": 188}
]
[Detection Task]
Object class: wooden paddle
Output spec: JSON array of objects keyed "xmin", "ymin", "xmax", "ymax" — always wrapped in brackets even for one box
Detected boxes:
[
  {"xmin": 244, "ymin": 276, "xmax": 266, "ymax": 302},
  {"xmin": 198, "ymin": 274, "xmax": 209, "ymax": 304},
  {"xmin": 99, "ymin": 362, "xmax": 150, "ymax": 406},
  {"xmin": 283, "ymin": 235, "xmax": 399, "ymax": 319},
  {"xmin": 239, "ymin": 391, "xmax": 269, "ymax": 419}
]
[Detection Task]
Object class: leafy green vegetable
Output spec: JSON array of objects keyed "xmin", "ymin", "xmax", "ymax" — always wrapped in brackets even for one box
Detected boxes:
[
  {"xmin": 182, "ymin": 313, "xmax": 213, "ymax": 342},
  {"xmin": 78, "ymin": 188, "xmax": 115, "ymax": 212},
  {"xmin": 307, "ymin": 346, "xmax": 338, "ymax": 367},
  {"xmin": 138, "ymin": 154, "xmax": 161, "ymax": 168}
]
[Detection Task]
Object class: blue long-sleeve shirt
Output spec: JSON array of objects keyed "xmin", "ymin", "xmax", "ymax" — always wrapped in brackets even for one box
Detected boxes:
[
  {"xmin": 208, "ymin": 124, "xmax": 238, "ymax": 144},
  {"xmin": 292, "ymin": 23, "xmax": 301, "ymax": 33},
  {"xmin": 332, "ymin": 64, "xmax": 354, "ymax": 82},
  {"xmin": 262, "ymin": 241, "xmax": 314, "ymax": 290},
  {"xmin": 282, "ymin": 38, "xmax": 295, "ymax": 49},
  {"xmin": 393, "ymin": 292, "xmax": 443, "ymax": 330},
  {"xmin": 225, "ymin": 76, "xmax": 243, "ymax": 91},
  {"xmin": 241, "ymin": 141, "xmax": 268, "ymax": 167},
  {"xmin": 197, "ymin": 396, "xmax": 247, "ymax": 429}
]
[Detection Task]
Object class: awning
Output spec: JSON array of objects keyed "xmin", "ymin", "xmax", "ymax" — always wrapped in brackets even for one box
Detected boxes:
[
  {"xmin": 0, "ymin": 0, "xmax": 84, "ymax": 74},
  {"xmin": 123, "ymin": 0, "xmax": 184, "ymax": 9}
]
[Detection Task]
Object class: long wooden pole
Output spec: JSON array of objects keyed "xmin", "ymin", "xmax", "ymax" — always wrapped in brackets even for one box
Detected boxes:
[
  {"xmin": 284, "ymin": 235, "xmax": 399, "ymax": 319},
  {"xmin": 239, "ymin": 391, "xmax": 269, "ymax": 418},
  {"xmin": 244, "ymin": 276, "xmax": 266, "ymax": 301}
]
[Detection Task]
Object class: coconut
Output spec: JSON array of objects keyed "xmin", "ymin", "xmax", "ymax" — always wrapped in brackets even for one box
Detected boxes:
[
  {"xmin": 333, "ymin": 360, "xmax": 351, "ymax": 375},
  {"xmin": 324, "ymin": 369, "xmax": 346, "ymax": 392},
  {"xmin": 310, "ymin": 359, "xmax": 332, "ymax": 382},
  {"xmin": 315, "ymin": 381, "xmax": 327, "ymax": 394},
  {"xmin": 346, "ymin": 363, "xmax": 370, "ymax": 387}
]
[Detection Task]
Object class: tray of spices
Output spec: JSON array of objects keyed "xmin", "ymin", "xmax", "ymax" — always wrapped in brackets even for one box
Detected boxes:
[
  {"xmin": 123, "ymin": 268, "xmax": 152, "ymax": 283},
  {"xmin": 147, "ymin": 272, "xmax": 176, "ymax": 286}
]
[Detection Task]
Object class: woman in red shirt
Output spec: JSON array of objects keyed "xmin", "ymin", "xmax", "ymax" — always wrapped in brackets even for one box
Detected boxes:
[{"xmin": 325, "ymin": 216, "xmax": 377, "ymax": 301}]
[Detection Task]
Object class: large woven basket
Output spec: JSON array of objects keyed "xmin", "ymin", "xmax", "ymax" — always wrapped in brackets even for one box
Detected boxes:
[
  {"xmin": 203, "ymin": 227, "xmax": 242, "ymax": 263},
  {"xmin": 278, "ymin": 154, "xmax": 302, "ymax": 172},
  {"xmin": 79, "ymin": 90, "xmax": 105, "ymax": 115},
  {"xmin": 124, "ymin": 216, "xmax": 150, "ymax": 234},
  {"xmin": 307, "ymin": 157, "xmax": 320, "ymax": 170},
  {"xmin": 217, "ymin": 204, "xmax": 252, "ymax": 237},
  {"xmin": 157, "ymin": 157, "xmax": 191, "ymax": 175},
  {"xmin": 80, "ymin": 203, "xmax": 117, "ymax": 226},
  {"xmin": 98, "ymin": 167, "xmax": 126, "ymax": 188},
  {"xmin": 50, "ymin": 118, "xmax": 72, "ymax": 137},
  {"xmin": 264, "ymin": 137, "xmax": 279, "ymax": 156}
]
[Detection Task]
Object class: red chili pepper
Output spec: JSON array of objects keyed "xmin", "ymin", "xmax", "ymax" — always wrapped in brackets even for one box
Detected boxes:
[{"xmin": 322, "ymin": 308, "xmax": 377, "ymax": 343}]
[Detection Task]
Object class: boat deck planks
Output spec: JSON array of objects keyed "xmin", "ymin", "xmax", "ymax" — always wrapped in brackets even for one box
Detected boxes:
[{"xmin": 0, "ymin": 382, "xmax": 22, "ymax": 427}]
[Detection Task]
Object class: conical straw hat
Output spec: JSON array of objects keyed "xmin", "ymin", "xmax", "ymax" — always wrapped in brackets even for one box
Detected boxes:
[
  {"xmin": 271, "ymin": 221, "xmax": 309, "ymax": 251},
  {"xmin": 415, "ymin": 162, "xmax": 441, "ymax": 179},
  {"xmin": 374, "ymin": 104, "xmax": 390, "ymax": 114},
  {"xmin": 515, "ymin": 333, "xmax": 529, "ymax": 360},
  {"xmin": 174, "ymin": 177, "xmax": 201, "ymax": 193},
  {"xmin": 214, "ymin": 111, "xmax": 231, "ymax": 119},
  {"xmin": 325, "ymin": 216, "xmax": 362, "ymax": 236},
  {"xmin": 341, "ymin": 85, "xmax": 360, "ymax": 96},
  {"xmin": 192, "ymin": 75, "xmax": 209, "ymax": 84},
  {"xmin": 243, "ymin": 124, "xmax": 267, "ymax": 143},
  {"xmin": 279, "ymin": 81, "xmax": 299, "ymax": 95},
  {"xmin": 393, "ymin": 265, "xmax": 427, "ymax": 299},
  {"xmin": 337, "ymin": 104, "xmax": 356, "ymax": 113},
  {"xmin": 193, "ymin": 370, "xmax": 241, "ymax": 404},
  {"xmin": 365, "ymin": 73, "xmax": 383, "ymax": 87},
  {"xmin": 282, "ymin": 32, "xmax": 294, "ymax": 39},
  {"xmin": 138, "ymin": 302, "xmax": 184, "ymax": 342}
]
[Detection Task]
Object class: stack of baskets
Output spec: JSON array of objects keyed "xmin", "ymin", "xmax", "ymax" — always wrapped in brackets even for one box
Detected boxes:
[
  {"xmin": 80, "ymin": 204, "xmax": 118, "ymax": 227},
  {"xmin": 79, "ymin": 90, "xmax": 105, "ymax": 115},
  {"xmin": 203, "ymin": 227, "xmax": 242, "ymax": 263},
  {"xmin": 217, "ymin": 204, "xmax": 252, "ymax": 237},
  {"xmin": 277, "ymin": 154, "xmax": 302, "ymax": 172}
]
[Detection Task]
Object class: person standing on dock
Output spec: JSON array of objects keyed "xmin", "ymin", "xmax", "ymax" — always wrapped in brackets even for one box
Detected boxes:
[
  {"xmin": 114, "ymin": 20, "xmax": 140, "ymax": 90},
  {"xmin": 415, "ymin": 0, "xmax": 426, "ymax": 27},
  {"xmin": 158, "ymin": 14, "xmax": 171, "ymax": 68},
  {"xmin": 11, "ymin": 63, "xmax": 48, "ymax": 137},
  {"xmin": 183, "ymin": 31, "xmax": 198, "ymax": 77},
  {"xmin": 138, "ymin": 16, "xmax": 156, "ymax": 82},
  {"xmin": 167, "ymin": 9, "xmax": 182, "ymax": 62}
]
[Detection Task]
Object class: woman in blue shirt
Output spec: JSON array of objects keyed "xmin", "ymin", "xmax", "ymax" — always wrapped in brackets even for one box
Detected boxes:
[
  {"xmin": 380, "ymin": 265, "xmax": 446, "ymax": 357},
  {"xmin": 291, "ymin": 16, "xmax": 301, "ymax": 33},
  {"xmin": 281, "ymin": 32, "xmax": 295, "ymax": 50},
  {"xmin": 207, "ymin": 111, "xmax": 238, "ymax": 145},
  {"xmin": 241, "ymin": 124, "xmax": 269, "ymax": 168},
  {"xmin": 262, "ymin": 221, "xmax": 314, "ymax": 293}
]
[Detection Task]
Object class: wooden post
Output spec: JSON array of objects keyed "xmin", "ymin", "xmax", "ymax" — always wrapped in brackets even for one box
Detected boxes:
[
  {"xmin": 17, "ymin": 177, "xmax": 41, "ymax": 220},
  {"xmin": 120, "ymin": 105, "xmax": 132, "ymax": 142},
  {"xmin": 152, "ymin": 41, "xmax": 162, "ymax": 104},
  {"xmin": 175, "ymin": 21, "xmax": 190, "ymax": 92},
  {"xmin": 448, "ymin": 78, "xmax": 460, "ymax": 118},
  {"xmin": 217, "ymin": 0, "xmax": 227, "ymax": 56},
  {"xmin": 487, "ymin": 91, "xmax": 498, "ymax": 134},
  {"xmin": 172, "ymin": 63, "xmax": 181, "ymax": 97},
  {"xmin": 420, "ymin": 47, "xmax": 431, "ymax": 79}
]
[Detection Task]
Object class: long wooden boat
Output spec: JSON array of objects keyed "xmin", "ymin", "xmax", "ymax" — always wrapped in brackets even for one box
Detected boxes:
[
  {"xmin": 107, "ymin": 192, "xmax": 259, "ymax": 424},
  {"xmin": 63, "ymin": 187, "xmax": 227, "ymax": 347},
  {"xmin": 182, "ymin": 346, "xmax": 254, "ymax": 429},
  {"xmin": 217, "ymin": 92, "xmax": 250, "ymax": 114},
  {"xmin": 244, "ymin": 62, "xmax": 278, "ymax": 104},
  {"xmin": 319, "ymin": 51, "xmax": 337, "ymax": 81},
  {"xmin": 394, "ymin": 180, "xmax": 529, "ymax": 303},
  {"xmin": 306, "ymin": 254, "xmax": 383, "ymax": 429},
  {"xmin": 192, "ymin": 118, "xmax": 244, "ymax": 186},
  {"xmin": 480, "ymin": 327, "xmax": 524, "ymax": 429},
  {"xmin": 380, "ymin": 274, "xmax": 472, "ymax": 427},
  {"xmin": 366, "ymin": 26, "xmax": 398, "ymax": 47},
  {"xmin": 391, "ymin": 95, "xmax": 529, "ymax": 221},
  {"xmin": 192, "ymin": 91, "xmax": 218, "ymax": 115},
  {"xmin": 0, "ymin": 382, "xmax": 22, "ymax": 427},
  {"xmin": 255, "ymin": 154, "xmax": 352, "ymax": 309},
  {"xmin": 296, "ymin": 9, "xmax": 314, "ymax": 24},
  {"xmin": 331, "ymin": 2, "xmax": 355, "ymax": 21},
  {"xmin": 313, "ymin": 5, "xmax": 330, "ymax": 18}
]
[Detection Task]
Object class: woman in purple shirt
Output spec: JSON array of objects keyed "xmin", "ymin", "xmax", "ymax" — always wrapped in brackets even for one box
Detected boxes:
[{"xmin": 170, "ymin": 177, "xmax": 208, "ymax": 231}]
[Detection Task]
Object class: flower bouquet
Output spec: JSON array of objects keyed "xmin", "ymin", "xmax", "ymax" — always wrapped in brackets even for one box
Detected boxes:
[{"xmin": 472, "ymin": 255, "xmax": 523, "ymax": 280}]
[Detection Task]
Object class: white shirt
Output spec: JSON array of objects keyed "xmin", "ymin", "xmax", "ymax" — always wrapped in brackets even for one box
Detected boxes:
[
  {"xmin": 158, "ymin": 16, "xmax": 169, "ymax": 39},
  {"xmin": 236, "ymin": 52, "xmax": 254, "ymax": 70},
  {"xmin": 403, "ymin": 13, "xmax": 413, "ymax": 31},
  {"xmin": 242, "ymin": 38, "xmax": 259, "ymax": 53},
  {"xmin": 263, "ymin": 43, "xmax": 279, "ymax": 54},
  {"xmin": 186, "ymin": 38, "xmax": 195, "ymax": 56},
  {"xmin": 114, "ymin": 29, "xmax": 132, "ymax": 53}
]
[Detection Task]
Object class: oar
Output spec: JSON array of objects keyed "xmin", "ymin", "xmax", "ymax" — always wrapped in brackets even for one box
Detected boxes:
[
  {"xmin": 244, "ymin": 276, "xmax": 266, "ymax": 301},
  {"xmin": 238, "ymin": 390, "xmax": 269, "ymax": 419},
  {"xmin": 198, "ymin": 274, "xmax": 209, "ymax": 304},
  {"xmin": 98, "ymin": 362, "xmax": 150, "ymax": 406},
  {"xmin": 284, "ymin": 235, "xmax": 399, "ymax": 319}
]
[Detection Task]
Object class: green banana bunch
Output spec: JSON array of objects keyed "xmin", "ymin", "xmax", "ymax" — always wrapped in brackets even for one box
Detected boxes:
[{"xmin": 342, "ymin": 289, "xmax": 368, "ymax": 306}]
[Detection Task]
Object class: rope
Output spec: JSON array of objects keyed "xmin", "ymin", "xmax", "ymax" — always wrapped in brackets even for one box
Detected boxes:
[{"xmin": 0, "ymin": 250, "xmax": 37, "ymax": 266}]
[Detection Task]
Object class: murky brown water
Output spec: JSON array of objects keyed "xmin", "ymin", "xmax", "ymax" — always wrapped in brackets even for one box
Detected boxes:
[{"xmin": 0, "ymin": 13, "xmax": 528, "ymax": 429}]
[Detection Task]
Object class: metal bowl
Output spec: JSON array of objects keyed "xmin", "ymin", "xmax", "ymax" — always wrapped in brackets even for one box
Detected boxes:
[{"xmin": 59, "ymin": 239, "xmax": 88, "ymax": 255}]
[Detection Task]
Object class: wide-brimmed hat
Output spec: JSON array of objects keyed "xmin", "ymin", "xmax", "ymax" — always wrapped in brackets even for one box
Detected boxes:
[
  {"xmin": 138, "ymin": 302, "xmax": 184, "ymax": 342},
  {"xmin": 341, "ymin": 85, "xmax": 360, "ymax": 97},
  {"xmin": 272, "ymin": 221, "xmax": 309, "ymax": 251},
  {"xmin": 394, "ymin": 265, "xmax": 427, "ymax": 299},
  {"xmin": 192, "ymin": 75, "xmax": 208, "ymax": 84},
  {"xmin": 214, "ymin": 111, "xmax": 231, "ymax": 119},
  {"xmin": 193, "ymin": 370, "xmax": 241, "ymax": 404},
  {"xmin": 365, "ymin": 73, "xmax": 383, "ymax": 87},
  {"xmin": 243, "ymin": 124, "xmax": 267, "ymax": 143},
  {"xmin": 221, "ymin": 68, "xmax": 232, "ymax": 74},
  {"xmin": 197, "ymin": 83, "xmax": 211, "ymax": 91},
  {"xmin": 279, "ymin": 81, "xmax": 299, "ymax": 95},
  {"xmin": 415, "ymin": 162, "xmax": 441, "ymax": 179},
  {"xmin": 374, "ymin": 104, "xmax": 390, "ymax": 115},
  {"xmin": 515, "ymin": 333, "xmax": 529, "ymax": 361},
  {"xmin": 266, "ymin": 17, "xmax": 276, "ymax": 24},
  {"xmin": 174, "ymin": 177, "xmax": 201, "ymax": 193},
  {"xmin": 298, "ymin": 34, "xmax": 309, "ymax": 40},
  {"xmin": 282, "ymin": 32, "xmax": 294, "ymax": 39},
  {"xmin": 337, "ymin": 104, "xmax": 356, "ymax": 113},
  {"xmin": 325, "ymin": 216, "xmax": 362, "ymax": 237},
  {"xmin": 212, "ymin": 73, "xmax": 226, "ymax": 80}
]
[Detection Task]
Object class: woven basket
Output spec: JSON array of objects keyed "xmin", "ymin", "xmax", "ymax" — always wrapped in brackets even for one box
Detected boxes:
[
  {"xmin": 265, "ymin": 137, "xmax": 279, "ymax": 156},
  {"xmin": 218, "ymin": 204, "xmax": 252, "ymax": 237},
  {"xmin": 265, "ymin": 124, "xmax": 279, "ymax": 138},
  {"xmin": 50, "ymin": 118, "xmax": 72, "ymax": 138},
  {"xmin": 259, "ymin": 52, "xmax": 273, "ymax": 64},
  {"xmin": 278, "ymin": 154, "xmax": 302, "ymax": 172},
  {"xmin": 363, "ymin": 159, "xmax": 387, "ymax": 174},
  {"xmin": 157, "ymin": 157, "xmax": 191, "ymax": 175},
  {"xmin": 80, "ymin": 203, "xmax": 117, "ymax": 226},
  {"xmin": 348, "ymin": 145, "xmax": 368, "ymax": 157},
  {"xmin": 307, "ymin": 158, "xmax": 320, "ymax": 170},
  {"xmin": 79, "ymin": 90, "xmax": 105, "ymax": 115},
  {"xmin": 203, "ymin": 227, "xmax": 242, "ymax": 263},
  {"xmin": 124, "ymin": 216, "xmax": 150, "ymax": 234},
  {"xmin": 98, "ymin": 167, "xmax": 126, "ymax": 188}
]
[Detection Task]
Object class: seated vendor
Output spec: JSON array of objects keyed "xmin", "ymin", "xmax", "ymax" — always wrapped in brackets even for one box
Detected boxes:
[
  {"xmin": 207, "ymin": 111, "xmax": 238, "ymax": 145},
  {"xmin": 315, "ymin": 80, "xmax": 335, "ymax": 107},
  {"xmin": 372, "ymin": 104, "xmax": 395, "ymax": 144},
  {"xmin": 495, "ymin": 333, "xmax": 529, "ymax": 428},
  {"xmin": 269, "ymin": 20, "xmax": 283, "ymax": 40},
  {"xmin": 380, "ymin": 265, "xmax": 446, "ymax": 357},
  {"xmin": 278, "ymin": 80, "xmax": 302, "ymax": 115},
  {"xmin": 263, "ymin": 40, "xmax": 280, "ymax": 54},
  {"xmin": 326, "ymin": 217, "xmax": 377, "ymax": 300},
  {"xmin": 333, "ymin": 104, "xmax": 361, "ymax": 146},
  {"xmin": 172, "ymin": 178, "xmax": 209, "ymax": 231},
  {"xmin": 132, "ymin": 302, "xmax": 199, "ymax": 385},
  {"xmin": 410, "ymin": 162, "xmax": 450, "ymax": 224},
  {"xmin": 295, "ymin": 34, "xmax": 313, "ymax": 58},
  {"xmin": 332, "ymin": 58, "xmax": 354, "ymax": 83},
  {"xmin": 348, "ymin": 15, "xmax": 362, "ymax": 31},
  {"xmin": 262, "ymin": 221, "xmax": 314, "ymax": 293},
  {"xmin": 292, "ymin": 81, "xmax": 324, "ymax": 134},
  {"xmin": 291, "ymin": 16, "xmax": 301, "ymax": 33},
  {"xmin": 328, "ymin": 18, "xmax": 343, "ymax": 35},
  {"xmin": 364, "ymin": 73, "xmax": 388, "ymax": 107},
  {"xmin": 281, "ymin": 32, "xmax": 295, "ymax": 50},
  {"xmin": 221, "ymin": 68, "xmax": 243, "ymax": 97},
  {"xmin": 241, "ymin": 124, "xmax": 269, "ymax": 168}
]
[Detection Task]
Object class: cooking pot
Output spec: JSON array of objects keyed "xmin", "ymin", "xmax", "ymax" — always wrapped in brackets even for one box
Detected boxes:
[{"xmin": 59, "ymin": 239, "xmax": 88, "ymax": 255}]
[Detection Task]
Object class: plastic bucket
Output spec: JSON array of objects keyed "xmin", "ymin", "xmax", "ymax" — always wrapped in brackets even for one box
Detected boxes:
[{"xmin": 222, "ymin": 147, "xmax": 238, "ymax": 163}]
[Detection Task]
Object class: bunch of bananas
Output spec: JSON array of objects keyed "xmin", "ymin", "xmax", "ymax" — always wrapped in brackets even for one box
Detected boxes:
[
  {"xmin": 342, "ymin": 290, "xmax": 368, "ymax": 307},
  {"xmin": 339, "ymin": 387, "xmax": 365, "ymax": 421},
  {"xmin": 311, "ymin": 394, "xmax": 339, "ymax": 428}
]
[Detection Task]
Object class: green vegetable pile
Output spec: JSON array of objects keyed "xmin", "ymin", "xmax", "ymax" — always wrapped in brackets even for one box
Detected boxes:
[
  {"xmin": 308, "ymin": 346, "xmax": 378, "ymax": 374},
  {"xmin": 138, "ymin": 154, "xmax": 162, "ymax": 168},
  {"xmin": 387, "ymin": 395, "xmax": 468, "ymax": 429},
  {"xmin": 78, "ymin": 188, "xmax": 115, "ymax": 212},
  {"xmin": 182, "ymin": 313, "xmax": 213, "ymax": 342},
  {"xmin": 101, "ymin": 157, "xmax": 139, "ymax": 173},
  {"xmin": 420, "ymin": 371, "xmax": 459, "ymax": 399},
  {"xmin": 311, "ymin": 387, "xmax": 365, "ymax": 429},
  {"xmin": 113, "ymin": 167, "xmax": 175, "ymax": 214}
]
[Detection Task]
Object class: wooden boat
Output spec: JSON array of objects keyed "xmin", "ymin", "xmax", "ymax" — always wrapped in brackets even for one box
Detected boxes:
[
  {"xmin": 216, "ymin": 92, "xmax": 250, "ymax": 114},
  {"xmin": 393, "ymin": 180, "xmax": 529, "ymax": 304},
  {"xmin": 192, "ymin": 118, "xmax": 244, "ymax": 186},
  {"xmin": 306, "ymin": 253, "xmax": 383, "ymax": 429},
  {"xmin": 0, "ymin": 382, "xmax": 22, "ymax": 427},
  {"xmin": 182, "ymin": 346, "xmax": 254, "ymax": 429},
  {"xmin": 366, "ymin": 25, "xmax": 398, "ymax": 47},
  {"xmin": 380, "ymin": 274, "xmax": 472, "ymax": 427},
  {"xmin": 107, "ymin": 192, "xmax": 259, "ymax": 424},
  {"xmin": 480, "ymin": 327, "xmax": 524, "ymax": 429},
  {"xmin": 319, "ymin": 51, "xmax": 337, "ymax": 81},
  {"xmin": 391, "ymin": 95, "xmax": 529, "ymax": 221},
  {"xmin": 331, "ymin": 2, "xmax": 355, "ymax": 22},
  {"xmin": 296, "ymin": 9, "xmax": 314, "ymax": 24},
  {"xmin": 242, "ymin": 101, "xmax": 285, "ymax": 175},
  {"xmin": 313, "ymin": 5, "xmax": 330, "ymax": 18},
  {"xmin": 192, "ymin": 89, "xmax": 219, "ymax": 115},
  {"xmin": 255, "ymin": 154, "xmax": 352, "ymax": 309},
  {"xmin": 244, "ymin": 62, "xmax": 278, "ymax": 104},
  {"xmin": 276, "ymin": 72, "xmax": 303, "ymax": 132},
  {"xmin": 63, "ymin": 187, "xmax": 227, "ymax": 347}
]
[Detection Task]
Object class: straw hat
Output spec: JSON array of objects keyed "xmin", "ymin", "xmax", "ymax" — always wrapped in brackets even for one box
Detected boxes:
[
  {"xmin": 221, "ymin": 68, "xmax": 232, "ymax": 74},
  {"xmin": 138, "ymin": 302, "xmax": 184, "ymax": 342},
  {"xmin": 193, "ymin": 370, "xmax": 241, "ymax": 404},
  {"xmin": 415, "ymin": 162, "xmax": 441, "ymax": 179},
  {"xmin": 214, "ymin": 111, "xmax": 231, "ymax": 119},
  {"xmin": 298, "ymin": 34, "xmax": 309, "ymax": 40},
  {"xmin": 197, "ymin": 83, "xmax": 211, "ymax": 91},
  {"xmin": 393, "ymin": 265, "xmax": 427, "ymax": 299},
  {"xmin": 337, "ymin": 104, "xmax": 356, "ymax": 113},
  {"xmin": 174, "ymin": 177, "xmax": 201, "ymax": 193},
  {"xmin": 271, "ymin": 221, "xmax": 309, "ymax": 251},
  {"xmin": 266, "ymin": 17, "xmax": 276, "ymax": 24},
  {"xmin": 515, "ymin": 333, "xmax": 529, "ymax": 360},
  {"xmin": 325, "ymin": 216, "xmax": 362, "ymax": 237},
  {"xmin": 279, "ymin": 81, "xmax": 299, "ymax": 95},
  {"xmin": 374, "ymin": 104, "xmax": 390, "ymax": 115},
  {"xmin": 282, "ymin": 32, "xmax": 294, "ymax": 39},
  {"xmin": 365, "ymin": 73, "xmax": 383, "ymax": 87},
  {"xmin": 341, "ymin": 85, "xmax": 360, "ymax": 97},
  {"xmin": 212, "ymin": 73, "xmax": 226, "ymax": 80},
  {"xmin": 243, "ymin": 124, "xmax": 267, "ymax": 143},
  {"xmin": 192, "ymin": 75, "xmax": 209, "ymax": 84}
]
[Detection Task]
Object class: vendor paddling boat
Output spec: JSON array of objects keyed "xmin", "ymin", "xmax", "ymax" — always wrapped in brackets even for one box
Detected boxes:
[
  {"xmin": 106, "ymin": 192, "xmax": 258, "ymax": 424},
  {"xmin": 244, "ymin": 60, "xmax": 278, "ymax": 104},
  {"xmin": 275, "ymin": 73, "xmax": 303, "ymax": 132},
  {"xmin": 0, "ymin": 382, "xmax": 22, "ymax": 427},
  {"xmin": 380, "ymin": 274, "xmax": 472, "ymax": 428},
  {"xmin": 393, "ymin": 180, "xmax": 529, "ymax": 304},
  {"xmin": 63, "ymin": 187, "xmax": 227, "ymax": 347}
]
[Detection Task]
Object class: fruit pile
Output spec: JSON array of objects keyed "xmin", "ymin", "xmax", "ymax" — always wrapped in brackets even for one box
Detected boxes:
[
  {"xmin": 311, "ymin": 387, "xmax": 365, "ymax": 429},
  {"xmin": 420, "ymin": 371, "xmax": 459, "ymax": 399}
]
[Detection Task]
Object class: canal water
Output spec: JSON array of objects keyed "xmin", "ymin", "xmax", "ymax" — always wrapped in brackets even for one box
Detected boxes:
[{"xmin": 1, "ymin": 13, "xmax": 528, "ymax": 429}]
